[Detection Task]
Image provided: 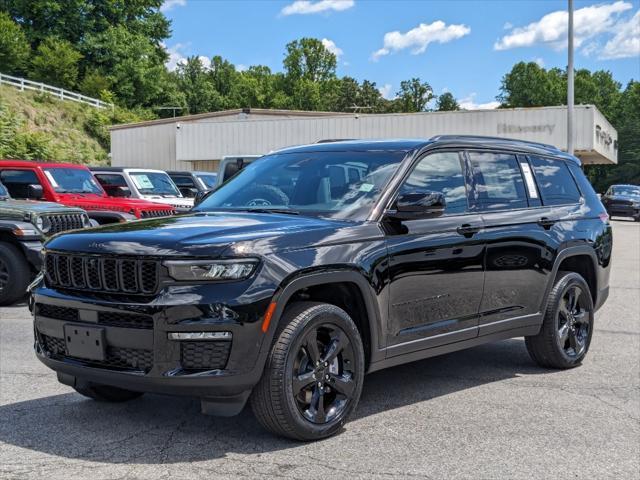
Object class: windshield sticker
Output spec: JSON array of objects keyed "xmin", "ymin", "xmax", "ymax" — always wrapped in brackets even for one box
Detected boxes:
[
  {"xmin": 44, "ymin": 171, "xmax": 59, "ymax": 188},
  {"xmin": 520, "ymin": 163, "xmax": 539, "ymax": 199},
  {"xmin": 132, "ymin": 175, "xmax": 154, "ymax": 190},
  {"xmin": 359, "ymin": 183, "xmax": 374, "ymax": 192}
]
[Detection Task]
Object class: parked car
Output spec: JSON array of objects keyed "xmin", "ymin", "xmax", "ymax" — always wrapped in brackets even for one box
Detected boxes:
[
  {"xmin": 0, "ymin": 180, "xmax": 91, "ymax": 305},
  {"xmin": 0, "ymin": 161, "xmax": 176, "ymax": 224},
  {"xmin": 91, "ymin": 167, "xmax": 194, "ymax": 210},
  {"xmin": 191, "ymin": 155, "xmax": 263, "ymax": 205},
  {"xmin": 167, "ymin": 170, "xmax": 218, "ymax": 197},
  {"xmin": 32, "ymin": 137, "xmax": 611, "ymax": 441},
  {"xmin": 601, "ymin": 184, "xmax": 640, "ymax": 221}
]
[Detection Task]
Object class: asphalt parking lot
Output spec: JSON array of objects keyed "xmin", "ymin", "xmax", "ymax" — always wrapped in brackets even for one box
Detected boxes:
[{"xmin": 0, "ymin": 220, "xmax": 638, "ymax": 479}]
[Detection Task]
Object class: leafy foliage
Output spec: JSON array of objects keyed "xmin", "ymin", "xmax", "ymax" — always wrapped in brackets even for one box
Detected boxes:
[
  {"xmin": 30, "ymin": 36, "xmax": 82, "ymax": 89},
  {"xmin": 436, "ymin": 92, "xmax": 460, "ymax": 111},
  {"xmin": 0, "ymin": 12, "xmax": 29, "ymax": 75}
]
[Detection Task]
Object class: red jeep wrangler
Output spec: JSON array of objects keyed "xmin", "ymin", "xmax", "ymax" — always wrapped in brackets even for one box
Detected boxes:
[{"xmin": 0, "ymin": 161, "xmax": 175, "ymax": 224}]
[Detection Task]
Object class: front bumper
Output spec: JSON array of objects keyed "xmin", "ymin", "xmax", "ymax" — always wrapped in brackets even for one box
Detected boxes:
[
  {"xmin": 20, "ymin": 240, "xmax": 44, "ymax": 270},
  {"xmin": 607, "ymin": 205, "xmax": 640, "ymax": 218},
  {"xmin": 32, "ymin": 285, "xmax": 272, "ymax": 400}
]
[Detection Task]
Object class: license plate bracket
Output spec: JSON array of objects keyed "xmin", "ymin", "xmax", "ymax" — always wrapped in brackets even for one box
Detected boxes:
[{"xmin": 64, "ymin": 324, "xmax": 106, "ymax": 361}]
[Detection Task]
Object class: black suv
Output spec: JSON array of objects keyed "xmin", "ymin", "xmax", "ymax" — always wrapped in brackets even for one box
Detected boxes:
[
  {"xmin": 32, "ymin": 137, "xmax": 612, "ymax": 440},
  {"xmin": 601, "ymin": 184, "xmax": 640, "ymax": 221}
]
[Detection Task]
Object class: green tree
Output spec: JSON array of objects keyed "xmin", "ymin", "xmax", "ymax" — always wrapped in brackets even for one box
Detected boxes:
[
  {"xmin": 497, "ymin": 62, "xmax": 563, "ymax": 107},
  {"xmin": 30, "ymin": 36, "xmax": 82, "ymax": 89},
  {"xmin": 436, "ymin": 92, "xmax": 460, "ymax": 111},
  {"xmin": 209, "ymin": 55, "xmax": 238, "ymax": 98},
  {"xmin": 359, "ymin": 80, "xmax": 384, "ymax": 113},
  {"xmin": 175, "ymin": 56, "xmax": 219, "ymax": 113},
  {"xmin": 283, "ymin": 38, "xmax": 337, "ymax": 84},
  {"xmin": 79, "ymin": 68, "xmax": 111, "ymax": 98},
  {"xmin": 0, "ymin": 12, "xmax": 30, "ymax": 74},
  {"xmin": 397, "ymin": 78, "xmax": 433, "ymax": 112}
]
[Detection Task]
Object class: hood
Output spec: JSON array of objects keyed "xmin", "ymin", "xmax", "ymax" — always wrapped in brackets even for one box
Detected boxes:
[
  {"xmin": 45, "ymin": 211, "xmax": 353, "ymax": 257},
  {"xmin": 0, "ymin": 198, "xmax": 84, "ymax": 216},
  {"xmin": 56, "ymin": 193, "xmax": 173, "ymax": 212},
  {"xmin": 607, "ymin": 194, "xmax": 640, "ymax": 203}
]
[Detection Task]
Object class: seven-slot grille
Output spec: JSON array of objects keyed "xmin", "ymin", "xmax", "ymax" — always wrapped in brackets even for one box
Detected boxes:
[
  {"xmin": 45, "ymin": 253, "xmax": 159, "ymax": 295},
  {"xmin": 141, "ymin": 209, "xmax": 174, "ymax": 218},
  {"xmin": 43, "ymin": 213, "xmax": 86, "ymax": 234}
]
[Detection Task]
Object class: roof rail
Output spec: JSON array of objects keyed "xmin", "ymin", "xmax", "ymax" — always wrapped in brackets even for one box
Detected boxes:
[
  {"xmin": 429, "ymin": 135, "xmax": 560, "ymax": 151},
  {"xmin": 315, "ymin": 138, "xmax": 357, "ymax": 143}
]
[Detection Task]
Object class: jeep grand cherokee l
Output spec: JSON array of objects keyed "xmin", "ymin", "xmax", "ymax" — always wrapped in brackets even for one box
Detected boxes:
[{"xmin": 32, "ymin": 137, "xmax": 611, "ymax": 440}]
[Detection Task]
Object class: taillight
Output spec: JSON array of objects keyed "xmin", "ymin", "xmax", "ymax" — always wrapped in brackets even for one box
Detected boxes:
[{"xmin": 598, "ymin": 212, "xmax": 609, "ymax": 223}]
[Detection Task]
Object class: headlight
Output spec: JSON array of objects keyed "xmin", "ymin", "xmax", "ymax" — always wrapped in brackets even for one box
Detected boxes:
[
  {"xmin": 164, "ymin": 259, "xmax": 259, "ymax": 281},
  {"xmin": 35, "ymin": 216, "xmax": 51, "ymax": 233},
  {"xmin": 82, "ymin": 215, "xmax": 91, "ymax": 227}
]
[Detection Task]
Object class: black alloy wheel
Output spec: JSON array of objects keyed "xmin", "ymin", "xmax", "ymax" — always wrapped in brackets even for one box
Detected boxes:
[
  {"xmin": 557, "ymin": 284, "xmax": 591, "ymax": 358},
  {"xmin": 292, "ymin": 323, "xmax": 357, "ymax": 424}
]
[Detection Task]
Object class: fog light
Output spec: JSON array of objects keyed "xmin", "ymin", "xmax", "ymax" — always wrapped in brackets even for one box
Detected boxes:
[{"xmin": 168, "ymin": 332, "xmax": 232, "ymax": 341}]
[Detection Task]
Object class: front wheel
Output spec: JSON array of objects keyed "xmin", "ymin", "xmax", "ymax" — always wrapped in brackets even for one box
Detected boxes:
[
  {"xmin": 251, "ymin": 302, "xmax": 365, "ymax": 441},
  {"xmin": 525, "ymin": 272, "xmax": 594, "ymax": 369},
  {"xmin": 0, "ymin": 242, "xmax": 31, "ymax": 306}
]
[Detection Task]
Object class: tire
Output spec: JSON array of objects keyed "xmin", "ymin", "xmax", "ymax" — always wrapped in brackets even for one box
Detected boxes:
[
  {"xmin": 74, "ymin": 382, "xmax": 144, "ymax": 402},
  {"xmin": 0, "ymin": 242, "xmax": 31, "ymax": 306},
  {"xmin": 525, "ymin": 271, "xmax": 594, "ymax": 369},
  {"xmin": 239, "ymin": 184, "xmax": 289, "ymax": 207},
  {"xmin": 250, "ymin": 301, "xmax": 365, "ymax": 441}
]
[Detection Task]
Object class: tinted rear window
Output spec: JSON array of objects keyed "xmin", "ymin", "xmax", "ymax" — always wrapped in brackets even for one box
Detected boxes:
[
  {"xmin": 468, "ymin": 152, "xmax": 527, "ymax": 211},
  {"xmin": 566, "ymin": 163, "xmax": 598, "ymax": 199},
  {"xmin": 529, "ymin": 156, "xmax": 581, "ymax": 205}
]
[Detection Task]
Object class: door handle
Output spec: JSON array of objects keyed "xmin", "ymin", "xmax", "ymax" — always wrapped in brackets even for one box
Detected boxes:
[
  {"xmin": 537, "ymin": 217, "xmax": 556, "ymax": 230},
  {"xmin": 456, "ymin": 224, "xmax": 481, "ymax": 237}
]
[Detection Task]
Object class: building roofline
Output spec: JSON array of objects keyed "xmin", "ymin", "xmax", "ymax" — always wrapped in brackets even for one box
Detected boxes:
[{"xmin": 109, "ymin": 108, "xmax": 353, "ymax": 131}]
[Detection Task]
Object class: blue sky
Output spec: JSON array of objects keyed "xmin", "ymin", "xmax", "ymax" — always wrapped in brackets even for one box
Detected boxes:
[{"xmin": 161, "ymin": 0, "xmax": 640, "ymax": 108}]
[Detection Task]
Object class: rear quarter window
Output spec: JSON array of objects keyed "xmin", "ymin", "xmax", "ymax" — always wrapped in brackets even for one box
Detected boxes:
[{"xmin": 529, "ymin": 156, "xmax": 581, "ymax": 205}]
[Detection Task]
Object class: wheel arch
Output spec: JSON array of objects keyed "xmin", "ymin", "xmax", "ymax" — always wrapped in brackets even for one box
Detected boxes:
[
  {"xmin": 268, "ymin": 269, "xmax": 384, "ymax": 368},
  {"xmin": 542, "ymin": 246, "xmax": 599, "ymax": 311}
]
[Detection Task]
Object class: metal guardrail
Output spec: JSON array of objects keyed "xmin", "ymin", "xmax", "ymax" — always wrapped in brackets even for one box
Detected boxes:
[{"xmin": 0, "ymin": 72, "xmax": 113, "ymax": 110}]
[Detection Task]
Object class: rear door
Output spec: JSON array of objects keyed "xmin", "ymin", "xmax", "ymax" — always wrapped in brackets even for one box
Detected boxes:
[{"xmin": 466, "ymin": 151, "xmax": 554, "ymax": 334}]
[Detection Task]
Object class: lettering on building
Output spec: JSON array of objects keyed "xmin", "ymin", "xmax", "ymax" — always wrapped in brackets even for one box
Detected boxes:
[{"xmin": 497, "ymin": 123, "xmax": 555, "ymax": 136}]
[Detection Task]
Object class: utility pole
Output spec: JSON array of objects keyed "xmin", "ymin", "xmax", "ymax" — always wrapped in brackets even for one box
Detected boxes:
[{"xmin": 567, "ymin": 0, "xmax": 575, "ymax": 154}]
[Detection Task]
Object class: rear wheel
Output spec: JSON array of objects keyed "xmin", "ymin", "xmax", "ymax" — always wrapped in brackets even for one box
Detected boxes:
[
  {"xmin": 0, "ymin": 242, "xmax": 30, "ymax": 306},
  {"xmin": 251, "ymin": 302, "xmax": 365, "ymax": 441},
  {"xmin": 74, "ymin": 382, "xmax": 144, "ymax": 402},
  {"xmin": 525, "ymin": 272, "xmax": 594, "ymax": 369}
]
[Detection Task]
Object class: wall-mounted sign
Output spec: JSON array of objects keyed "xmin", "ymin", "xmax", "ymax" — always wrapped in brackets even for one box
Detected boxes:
[
  {"xmin": 595, "ymin": 124, "xmax": 617, "ymax": 150},
  {"xmin": 497, "ymin": 123, "xmax": 555, "ymax": 135}
]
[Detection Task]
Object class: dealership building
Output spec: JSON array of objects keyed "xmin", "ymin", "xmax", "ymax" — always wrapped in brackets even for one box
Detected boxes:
[{"xmin": 109, "ymin": 105, "xmax": 618, "ymax": 172}]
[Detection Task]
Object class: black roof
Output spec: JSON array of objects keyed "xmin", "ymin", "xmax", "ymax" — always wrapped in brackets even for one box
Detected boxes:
[{"xmin": 274, "ymin": 136, "xmax": 579, "ymax": 164}]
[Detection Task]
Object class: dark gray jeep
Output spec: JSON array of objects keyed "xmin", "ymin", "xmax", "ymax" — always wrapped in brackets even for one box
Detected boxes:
[{"xmin": 0, "ymin": 181, "xmax": 91, "ymax": 305}]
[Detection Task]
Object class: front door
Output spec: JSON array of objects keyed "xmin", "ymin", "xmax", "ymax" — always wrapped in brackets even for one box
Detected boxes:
[{"xmin": 385, "ymin": 151, "xmax": 484, "ymax": 355}]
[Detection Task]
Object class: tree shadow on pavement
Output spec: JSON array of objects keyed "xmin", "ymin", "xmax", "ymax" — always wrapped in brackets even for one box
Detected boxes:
[{"xmin": 0, "ymin": 338, "xmax": 558, "ymax": 464}]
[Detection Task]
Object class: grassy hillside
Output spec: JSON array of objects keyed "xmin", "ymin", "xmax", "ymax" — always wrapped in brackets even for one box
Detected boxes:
[{"xmin": 0, "ymin": 84, "xmax": 153, "ymax": 165}]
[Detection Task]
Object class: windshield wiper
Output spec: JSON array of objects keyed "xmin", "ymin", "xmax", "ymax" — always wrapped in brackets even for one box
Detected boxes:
[{"xmin": 240, "ymin": 208, "xmax": 300, "ymax": 215}]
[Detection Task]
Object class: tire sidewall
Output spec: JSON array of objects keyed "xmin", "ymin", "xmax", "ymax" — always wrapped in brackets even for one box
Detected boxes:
[
  {"xmin": 280, "ymin": 305, "xmax": 365, "ymax": 439},
  {"xmin": 0, "ymin": 242, "xmax": 30, "ymax": 305}
]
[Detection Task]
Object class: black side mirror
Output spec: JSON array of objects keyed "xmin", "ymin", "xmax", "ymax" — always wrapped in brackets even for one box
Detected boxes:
[
  {"xmin": 387, "ymin": 190, "xmax": 446, "ymax": 221},
  {"xmin": 180, "ymin": 187, "xmax": 198, "ymax": 198},
  {"xmin": 27, "ymin": 184, "xmax": 44, "ymax": 200},
  {"xmin": 194, "ymin": 190, "xmax": 212, "ymax": 207}
]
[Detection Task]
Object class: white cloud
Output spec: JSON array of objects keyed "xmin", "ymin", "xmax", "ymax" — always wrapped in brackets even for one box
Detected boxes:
[
  {"xmin": 378, "ymin": 84, "xmax": 394, "ymax": 99},
  {"xmin": 164, "ymin": 43, "xmax": 188, "ymax": 71},
  {"xmin": 459, "ymin": 93, "xmax": 500, "ymax": 110},
  {"xmin": 503, "ymin": 22, "xmax": 513, "ymax": 30},
  {"xmin": 236, "ymin": 64, "xmax": 248, "ymax": 72},
  {"xmin": 372, "ymin": 20, "xmax": 471, "ymax": 60},
  {"xmin": 281, "ymin": 0, "xmax": 354, "ymax": 16},
  {"xmin": 495, "ymin": 1, "xmax": 632, "ymax": 51},
  {"xmin": 534, "ymin": 57, "xmax": 545, "ymax": 67},
  {"xmin": 600, "ymin": 9, "xmax": 640, "ymax": 59},
  {"xmin": 161, "ymin": 0, "xmax": 186, "ymax": 12},
  {"xmin": 198, "ymin": 56, "xmax": 211, "ymax": 70},
  {"xmin": 321, "ymin": 38, "xmax": 343, "ymax": 58}
]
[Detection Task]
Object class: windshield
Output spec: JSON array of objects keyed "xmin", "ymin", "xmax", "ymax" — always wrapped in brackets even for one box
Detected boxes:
[
  {"xmin": 196, "ymin": 173, "xmax": 218, "ymax": 189},
  {"xmin": 44, "ymin": 168, "xmax": 104, "ymax": 194},
  {"xmin": 194, "ymin": 150, "xmax": 407, "ymax": 220},
  {"xmin": 612, "ymin": 186, "xmax": 640, "ymax": 197},
  {"xmin": 0, "ymin": 182, "xmax": 8, "ymax": 198},
  {"xmin": 130, "ymin": 172, "xmax": 180, "ymax": 196}
]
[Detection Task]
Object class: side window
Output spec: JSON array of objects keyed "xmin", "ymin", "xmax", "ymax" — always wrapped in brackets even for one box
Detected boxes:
[
  {"xmin": 567, "ymin": 163, "xmax": 598, "ymax": 200},
  {"xmin": 468, "ymin": 152, "xmax": 528, "ymax": 211},
  {"xmin": 529, "ymin": 156, "xmax": 581, "ymax": 205},
  {"xmin": 172, "ymin": 175, "xmax": 196, "ymax": 188},
  {"xmin": 0, "ymin": 169, "xmax": 41, "ymax": 198},
  {"xmin": 94, "ymin": 174, "xmax": 127, "ymax": 187},
  {"xmin": 400, "ymin": 151, "xmax": 468, "ymax": 215}
]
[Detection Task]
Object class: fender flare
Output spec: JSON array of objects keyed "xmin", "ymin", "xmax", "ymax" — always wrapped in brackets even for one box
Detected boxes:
[
  {"xmin": 266, "ymin": 269, "xmax": 385, "ymax": 366},
  {"xmin": 539, "ymin": 245, "xmax": 599, "ymax": 313}
]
